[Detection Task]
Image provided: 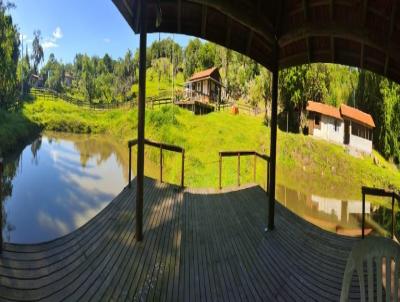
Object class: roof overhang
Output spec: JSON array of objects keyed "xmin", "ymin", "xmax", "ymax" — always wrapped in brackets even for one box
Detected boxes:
[{"xmin": 112, "ymin": 0, "xmax": 400, "ymax": 84}]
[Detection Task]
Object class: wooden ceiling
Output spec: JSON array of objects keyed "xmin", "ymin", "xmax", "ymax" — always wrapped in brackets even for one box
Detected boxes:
[{"xmin": 112, "ymin": 0, "xmax": 400, "ymax": 84}]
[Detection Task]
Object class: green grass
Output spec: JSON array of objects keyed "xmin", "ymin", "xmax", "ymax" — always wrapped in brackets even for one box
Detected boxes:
[
  {"xmin": 0, "ymin": 109, "xmax": 40, "ymax": 157},
  {"xmin": 14, "ymin": 94, "xmax": 400, "ymax": 200}
]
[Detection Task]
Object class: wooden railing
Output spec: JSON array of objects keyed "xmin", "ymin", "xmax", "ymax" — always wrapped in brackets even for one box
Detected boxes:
[
  {"xmin": 219, "ymin": 151, "xmax": 270, "ymax": 191},
  {"xmin": 0, "ymin": 158, "xmax": 3, "ymax": 252},
  {"xmin": 128, "ymin": 139, "xmax": 185, "ymax": 188},
  {"xmin": 361, "ymin": 187, "xmax": 400, "ymax": 239}
]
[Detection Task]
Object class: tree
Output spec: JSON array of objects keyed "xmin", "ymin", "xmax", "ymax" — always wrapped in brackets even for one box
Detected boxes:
[
  {"xmin": 0, "ymin": 0, "xmax": 20, "ymax": 109},
  {"xmin": 31, "ymin": 30, "xmax": 44, "ymax": 74},
  {"xmin": 79, "ymin": 55, "xmax": 95, "ymax": 103}
]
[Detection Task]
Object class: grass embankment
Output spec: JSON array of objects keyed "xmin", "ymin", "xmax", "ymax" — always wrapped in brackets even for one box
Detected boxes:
[
  {"xmin": 21, "ymin": 95, "xmax": 400, "ymax": 200},
  {"xmin": 0, "ymin": 109, "xmax": 40, "ymax": 157}
]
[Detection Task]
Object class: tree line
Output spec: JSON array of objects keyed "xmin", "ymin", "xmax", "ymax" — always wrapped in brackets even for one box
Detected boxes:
[{"xmin": 0, "ymin": 1, "xmax": 399, "ymax": 163}]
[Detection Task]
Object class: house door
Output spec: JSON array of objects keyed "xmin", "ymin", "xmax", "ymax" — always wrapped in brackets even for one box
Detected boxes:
[{"xmin": 344, "ymin": 120, "xmax": 350, "ymax": 144}]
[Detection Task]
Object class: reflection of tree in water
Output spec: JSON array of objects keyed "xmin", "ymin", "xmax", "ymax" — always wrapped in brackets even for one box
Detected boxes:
[
  {"xmin": 30, "ymin": 137, "xmax": 42, "ymax": 165},
  {"xmin": 1, "ymin": 159, "xmax": 18, "ymax": 242}
]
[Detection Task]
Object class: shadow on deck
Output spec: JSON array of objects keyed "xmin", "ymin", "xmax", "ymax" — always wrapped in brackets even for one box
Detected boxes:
[{"xmin": 0, "ymin": 177, "xmax": 361, "ymax": 301}]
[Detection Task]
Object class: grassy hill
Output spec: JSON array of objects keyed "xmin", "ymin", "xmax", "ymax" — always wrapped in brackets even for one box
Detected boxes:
[{"xmin": 15, "ymin": 95, "xmax": 399, "ymax": 201}]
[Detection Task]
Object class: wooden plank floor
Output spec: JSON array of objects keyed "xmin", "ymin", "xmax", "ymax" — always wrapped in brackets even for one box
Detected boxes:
[{"xmin": 0, "ymin": 177, "xmax": 362, "ymax": 301}]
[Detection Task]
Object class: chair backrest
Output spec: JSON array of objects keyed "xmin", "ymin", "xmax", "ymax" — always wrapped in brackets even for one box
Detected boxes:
[{"xmin": 340, "ymin": 237, "xmax": 400, "ymax": 302}]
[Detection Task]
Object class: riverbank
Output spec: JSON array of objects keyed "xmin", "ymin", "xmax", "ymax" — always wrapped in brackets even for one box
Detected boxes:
[
  {"xmin": 18, "ymin": 95, "xmax": 400, "ymax": 200},
  {"xmin": 0, "ymin": 109, "xmax": 41, "ymax": 157}
]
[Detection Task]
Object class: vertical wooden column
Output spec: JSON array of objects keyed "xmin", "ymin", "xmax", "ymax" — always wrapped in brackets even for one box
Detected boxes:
[
  {"xmin": 136, "ymin": 0, "xmax": 147, "ymax": 242},
  {"xmin": 128, "ymin": 145, "xmax": 132, "ymax": 188},
  {"xmin": 0, "ymin": 158, "xmax": 3, "ymax": 252},
  {"xmin": 219, "ymin": 153, "xmax": 222, "ymax": 190},
  {"xmin": 268, "ymin": 42, "xmax": 279, "ymax": 231},
  {"xmin": 181, "ymin": 150, "xmax": 185, "ymax": 188},
  {"xmin": 237, "ymin": 152, "xmax": 241, "ymax": 187},
  {"xmin": 160, "ymin": 146, "xmax": 163, "ymax": 183},
  {"xmin": 392, "ymin": 193, "xmax": 395, "ymax": 239},
  {"xmin": 362, "ymin": 192, "xmax": 365, "ymax": 239}
]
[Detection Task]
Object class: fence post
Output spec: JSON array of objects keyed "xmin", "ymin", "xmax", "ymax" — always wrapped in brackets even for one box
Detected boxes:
[
  {"xmin": 0, "ymin": 158, "xmax": 3, "ymax": 252},
  {"xmin": 362, "ymin": 191, "xmax": 365, "ymax": 239},
  {"xmin": 181, "ymin": 150, "xmax": 185, "ymax": 188},
  {"xmin": 238, "ymin": 152, "xmax": 241, "ymax": 187},
  {"xmin": 219, "ymin": 153, "xmax": 222, "ymax": 190},
  {"xmin": 160, "ymin": 146, "xmax": 163, "ymax": 183},
  {"xmin": 392, "ymin": 193, "xmax": 395, "ymax": 239},
  {"xmin": 128, "ymin": 145, "xmax": 132, "ymax": 188},
  {"xmin": 253, "ymin": 154, "xmax": 257, "ymax": 183}
]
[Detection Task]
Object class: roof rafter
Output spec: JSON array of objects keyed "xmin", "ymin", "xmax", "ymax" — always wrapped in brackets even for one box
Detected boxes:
[
  {"xmin": 384, "ymin": 0, "xmax": 397, "ymax": 76},
  {"xmin": 201, "ymin": 4, "xmax": 208, "ymax": 37},
  {"xmin": 187, "ymin": 0, "xmax": 275, "ymax": 49}
]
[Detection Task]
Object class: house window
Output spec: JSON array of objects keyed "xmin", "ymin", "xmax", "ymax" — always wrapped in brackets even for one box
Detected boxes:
[
  {"xmin": 334, "ymin": 120, "xmax": 338, "ymax": 132},
  {"xmin": 314, "ymin": 114, "xmax": 321, "ymax": 128}
]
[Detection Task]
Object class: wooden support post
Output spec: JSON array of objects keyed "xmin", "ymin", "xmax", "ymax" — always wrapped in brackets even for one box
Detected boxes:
[
  {"xmin": 128, "ymin": 146, "xmax": 132, "ymax": 188},
  {"xmin": 136, "ymin": 0, "xmax": 147, "ymax": 242},
  {"xmin": 219, "ymin": 153, "xmax": 222, "ymax": 190},
  {"xmin": 160, "ymin": 146, "xmax": 163, "ymax": 183},
  {"xmin": 253, "ymin": 154, "xmax": 257, "ymax": 183},
  {"xmin": 362, "ymin": 192, "xmax": 365, "ymax": 239},
  {"xmin": 266, "ymin": 160, "xmax": 270, "ymax": 193},
  {"xmin": 392, "ymin": 193, "xmax": 395, "ymax": 239},
  {"xmin": 0, "ymin": 158, "xmax": 3, "ymax": 252},
  {"xmin": 237, "ymin": 152, "xmax": 241, "ymax": 187},
  {"xmin": 268, "ymin": 42, "xmax": 279, "ymax": 231},
  {"xmin": 181, "ymin": 150, "xmax": 185, "ymax": 188}
]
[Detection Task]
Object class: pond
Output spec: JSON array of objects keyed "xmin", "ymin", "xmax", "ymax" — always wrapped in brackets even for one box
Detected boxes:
[
  {"xmin": 1, "ymin": 133, "xmax": 132, "ymax": 244},
  {"xmin": 1, "ymin": 132, "xmax": 396, "ymax": 244}
]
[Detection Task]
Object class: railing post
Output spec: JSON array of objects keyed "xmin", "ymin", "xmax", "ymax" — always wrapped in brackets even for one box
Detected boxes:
[
  {"xmin": 128, "ymin": 145, "xmax": 132, "ymax": 188},
  {"xmin": 181, "ymin": 150, "xmax": 185, "ymax": 188},
  {"xmin": 160, "ymin": 146, "xmax": 163, "ymax": 183},
  {"xmin": 392, "ymin": 193, "xmax": 395, "ymax": 239},
  {"xmin": 266, "ymin": 160, "xmax": 270, "ymax": 193},
  {"xmin": 0, "ymin": 158, "xmax": 3, "ymax": 252},
  {"xmin": 219, "ymin": 153, "xmax": 222, "ymax": 190},
  {"xmin": 238, "ymin": 152, "xmax": 241, "ymax": 187},
  {"xmin": 362, "ymin": 191, "xmax": 365, "ymax": 239},
  {"xmin": 253, "ymin": 154, "xmax": 257, "ymax": 183}
]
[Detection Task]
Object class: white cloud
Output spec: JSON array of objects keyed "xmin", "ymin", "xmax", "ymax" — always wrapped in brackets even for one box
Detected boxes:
[
  {"xmin": 103, "ymin": 38, "xmax": 111, "ymax": 43},
  {"xmin": 42, "ymin": 41, "xmax": 59, "ymax": 49},
  {"xmin": 53, "ymin": 27, "xmax": 63, "ymax": 39}
]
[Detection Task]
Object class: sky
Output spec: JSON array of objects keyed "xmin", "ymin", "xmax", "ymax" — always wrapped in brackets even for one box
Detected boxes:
[{"xmin": 11, "ymin": 0, "xmax": 191, "ymax": 64}]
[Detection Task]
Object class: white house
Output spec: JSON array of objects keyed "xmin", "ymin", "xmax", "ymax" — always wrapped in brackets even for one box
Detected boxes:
[
  {"xmin": 307, "ymin": 101, "xmax": 344, "ymax": 145},
  {"xmin": 306, "ymin": 101, "xmax": 375, "ymax": 154}
]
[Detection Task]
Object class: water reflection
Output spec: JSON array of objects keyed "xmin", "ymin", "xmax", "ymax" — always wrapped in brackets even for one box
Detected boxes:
[
  {"xmin": 276, "ymin": 185, "xmax": 394, "ymax": 237},
  {"xmin": 1, "ymin": 133, "xmax": 130, "ymax": 244}
]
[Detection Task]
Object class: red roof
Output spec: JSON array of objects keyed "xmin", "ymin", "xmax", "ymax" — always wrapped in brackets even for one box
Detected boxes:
[
  {"xmin": 189, "ymin": 67, "xmax": 218, "ymax": 81},
  {"xmin": 340, "ymin": 104, "xmax": 375, "ymax": 128},
  {"xmin": 306, "ymin": 101, "xmax": 342, "ymax": 120}
]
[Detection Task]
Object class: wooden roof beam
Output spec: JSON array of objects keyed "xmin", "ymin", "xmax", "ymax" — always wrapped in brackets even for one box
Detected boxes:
[
  {"xmin": 225, "ymin": 16, "xmax": 232, "ymax": 48},
  {"xmin": 177, "ymin": 0, "xmax": 182, "ymax": 32},
  {"xmin": 385, "ymin": 1, "xmax": 397, "ymax": 76},
  {"xmin": 246, "ymin": 30, "xmax": 254, "ymax": 56},
  {"xmin": 303, "ymin": 0, "xmax": 311, "ymax": 62},
  {"xmin": 188, "ymin": 0, "xmax": 275, "ymax": 49},
  {"xmin": 279, "ymin": 25, "xmax": 400, "ymax": 59},
  {"xmin": 201, "ymin": 4, "xmax": 208, "ymax": 37}
]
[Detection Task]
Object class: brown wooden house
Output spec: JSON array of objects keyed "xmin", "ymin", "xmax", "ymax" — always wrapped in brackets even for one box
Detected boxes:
[{"xmin": 184, "ymin": 67, "xmax": 222, "ymax": 104}]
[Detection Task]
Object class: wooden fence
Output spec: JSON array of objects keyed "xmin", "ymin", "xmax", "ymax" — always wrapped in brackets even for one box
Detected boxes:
[
  {"xmin": 128, "ymin": 139, "xmax": 185, "ymax": 188},
  {"xmin": 31, "ymin": 88, "xmax": 174, "ymax": 110},
  {"xmin": 219, "ymin": 151, "xmax": 270, "ymax": 191},
  {"xmin": 361, "ymin": 187, "xmax": 400, "ymax": 239}
]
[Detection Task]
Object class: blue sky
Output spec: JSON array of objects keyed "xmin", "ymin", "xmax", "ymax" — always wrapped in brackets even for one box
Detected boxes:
[{"xmin": 11, "ymin": 0, "xmax": 191, "ymax": 64}]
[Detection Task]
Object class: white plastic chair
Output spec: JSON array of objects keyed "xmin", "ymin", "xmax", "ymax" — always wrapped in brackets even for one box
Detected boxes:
[{"xmin": 340, "ymin": 237, "xmax": 400, "ymax": 302}]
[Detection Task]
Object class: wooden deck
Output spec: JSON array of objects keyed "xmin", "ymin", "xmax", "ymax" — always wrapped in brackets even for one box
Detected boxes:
[{"xmin": 0, "ymin": 177, "xmax": 362, "ymax": 301}]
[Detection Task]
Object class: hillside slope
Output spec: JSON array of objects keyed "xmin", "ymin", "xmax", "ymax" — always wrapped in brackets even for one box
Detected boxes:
[{"xmin": 20, "ymin": 96, "xmax": 400, "ymax": 199}]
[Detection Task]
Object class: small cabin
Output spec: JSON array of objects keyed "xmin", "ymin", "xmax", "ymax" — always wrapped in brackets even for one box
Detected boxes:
[
  {"xmin": 307, "ymin": 101, "xmax": 344, "ymax": 145},
  {"xmin": 184, "ymin": 67, "xmax": 222, "ymax": 104},
  {"xmin": 306, "ymin": 101, "xmax": 375, "ymax": 154},
  {"xmin": 64, "ymin": 73, "xmax": 74, "ymax": 87},
  {"xmin": 340, "ymin": 104, "xmax": 375, "ymax": 154}
]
